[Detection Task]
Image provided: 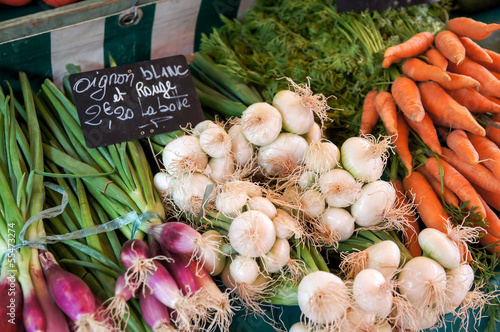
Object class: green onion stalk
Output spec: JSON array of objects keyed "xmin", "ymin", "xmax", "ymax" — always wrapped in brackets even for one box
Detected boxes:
[{"xmin": 0, "ymin": 75, "xmax": 69, "ymax": 331}]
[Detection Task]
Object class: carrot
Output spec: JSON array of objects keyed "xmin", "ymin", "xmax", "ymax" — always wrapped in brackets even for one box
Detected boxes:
[
  {"xmin": 418, "ymin": 81, "xmax": 485, "ymax": 136},
  {"xmin": 402, "ymin": 171, "xmax": 451, "ymax": 233},
  {"xmin": 424, "ymin": 48, "xmax": 448, "ymax": 71},
  {"xmin": 416, "ymin": 166, "xmax": 460, "ymax": 208},
  {"xmin": 476, "ymin": 48, "xmax": 500, "ymax": 73},
  {"xmin": 435, "ymin": 125, "xmax": 452, "ymax": 141},
  {"xmin": 467, "ymin": 132, "xmax": 500, "ymax": 178},
  {"xmin": 446, "ymin": 129, "xmax": 479, "ymax": 165},
  {"xmin": 425, "ymin": 157, "xmax": 486, "ymax": 218},
  {"xmin": 435, "ymin": 30, "xmax": 466, "ymax": 65},
  {"xmin": 384, "ymin": 31, "xmax": 434, "ymax": 59},
  {"xmin": 488, "ymin": 69, "xmax": 500, "ymax": 81},
  {"xmin": 478, "ymin": 195, "xmax": 500, "ymax": 239},
  {"xmin": 486, "ymin": 121, "xmax": 500, "ymax": 147},
  {"xmin": 446, "ymin": 87, "xmax": 500, "ymax": 114},
  {"xmin": 391, "ymin": 76, "xmax": 425, "ymax": 123},
  {"xmin": 459, "ymin": 37, "xmax": 493, "ymax": 63},
  {"xmin": 382, "ymin": 55, "xmax": 404, "ymax": 69},
  {"xmin": 393, "ymin": 113, "xmax": 413, "ymax": 176},
  {"xmin": 374, "ymin": 91, "xmax": 398, "ymax": 136},
  {"xmin": 446, "ymin": 17, "xmax": 500, "ymax": 41},
  {"xmin": 478, "ymin": 231, "xmax": 500, "ymax": 258},
  {"xmin": 393, "ymin": 179, "xmax": 421, "ymax": 257},
  {"xmin": 448, "ymin": 56, "xmax": 500, "ymax": 99},
  {"xmin": 401, "ymin": 58, "xmax": 451, "ymax": 85},
  {"xmin": 404, "ymin": 111, "xmax": 442, "ymax": 155},
  {"xmin": 438, "ymin": 72, "xmax": 480, "ymax": 90},
  {"xmin": 472, "ymin": 184, "xmax": 500, "ymax": 212},
  {"xmin": 359, "ymin": 90, "xmax": 380, "ymax": 136},
  {"xmin": 440, "ymin": 147, "xmax": 500, "ymax": 195}
]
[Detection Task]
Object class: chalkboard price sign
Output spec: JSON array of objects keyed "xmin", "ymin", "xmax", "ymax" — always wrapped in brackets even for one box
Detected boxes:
[{"xmin": 69, "ymin": 55, "xmax": 204, "ymax": 148}]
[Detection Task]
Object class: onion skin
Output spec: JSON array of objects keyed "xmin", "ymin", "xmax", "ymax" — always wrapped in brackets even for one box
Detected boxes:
[
  {"xmin": 147, "ymin": 261, "xmax": 184, "ymax": 309},
  {"xmin": 0, "ymin": 277, "xmax": 23, "ymax": 332},
  {"xmin": 120, "ymin": 239, "xmax": 151, "ymax": 267},
  {"xmin": 39, "ymin": 251, "xmax": 96, "ymax": 322},
  {"xmin": 161, "ymin": 248, "xmax": 199, "ymax": 295},
  {"xmin": 22, "ymin": 289, "xmax": 46, "ymax": 332},
  {"xmin": 152, "ymin": 222, "xmax": 202, "ymax": 255},
  {"xmin": 139, "ymin": 288, "xmax": 173, "ymax": 331}
]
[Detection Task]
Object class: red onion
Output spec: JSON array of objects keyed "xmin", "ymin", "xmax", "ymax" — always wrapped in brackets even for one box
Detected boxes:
[
  {"xmin": 97, "ymin": 273, "xmax": 136, "ymax": 330},
  {"xmin": 139, "ymin": 287, "xmax": 176, "ymax": 331},
  {"xmin": 39, "ymin": 251, "xmax": 112, "ymax": 331},
  {"xmin": 149, "ymin": 222, "xmax": 203, "ymax": 255},
  {"xmin": 22, "ymin": 288, "xmax": 46, "ymax": 332},
  {"xmin": 0, "ymin": 277, "xmax": 23, "ymax": 332},
  {"xmin": 161, "ymin": 249, "xmax": 199, "ymax": 296}
]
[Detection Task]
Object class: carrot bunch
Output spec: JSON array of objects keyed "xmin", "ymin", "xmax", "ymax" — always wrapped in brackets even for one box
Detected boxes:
[{"xmin": 361, "ymin": 16, "xmax": 500, "ymax": 258}]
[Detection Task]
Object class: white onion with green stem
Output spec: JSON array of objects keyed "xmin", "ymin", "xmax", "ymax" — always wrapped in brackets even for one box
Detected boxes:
[
  {"xmin": 170, "ymin": 172, "xmax": 216, "ymax": 216},
  {"xmin": 340, "ymin": 240, "xmax": 401, "ymax": 280},
  {"xmin": 228, "ymin": 123, "xmax": 254, "ymax": 166},
  {"xmin": 272, "ymin": 77, "xmax": 330, "ymax": 135},
  {"xmin": 444, "ymin": 263, "xmax": 475, "ymax": 314},
  {"xmin": 297, "ymin": 270, "xmax": 349, "ymax": 330},
  {"xmin": 318, "ymin": 169, "xmax": 362, "ymax": 208},
  {"xmin": 398, "ymin": 256, "xmax": 447, "ymax": 316},
  {"xmin": 228, "ymin": 210, "xmax": 277, "ymax": 257},
  {"xmin": 272, "ymin": 208, "xmax": 303, "ymax": 240},
  {"xmin": 215, "ymin": 180, "xmax": 262, "ymax": 217},
  {"xmin": 240, "ymin": 102, "xmax": 282, "ymax": 146},
  {"xmin": 339, "ymin": 304, "xmax": 377, "ymax": 331},
  {"xmin": 352, "ymin": 268, "xmax": 394, "ymax": 318},
  {"xmin": 298, "ymin": 189, "xmax": 326, "ymax": 219},
  {"xmin": 196, "ymin": 230, "xmax": 227, "ymax": 276},
  {"xmin": 262, "ymin": 237, "xmax": 290, "ymax": 273},
  {"xmin": 301, "ymin": 122, "xmax": 323, "ymax": 144},
  {"xmin": 153, "ymin": 171, "xmax": 174, "ymax": 199},
  {"xmin": 221, "ymin": 256, "xmax": 271, "ymax": 316},
  {"xmin": 162, "ymin": 135, "xmax": 208, "ymax": 175},
  {"xmin": 205, "ymin": 154, "xmax": 235, "ymax": 184},
  {"xmin": 303, "ymin": 140, "xmax": 340, "ymax": 173},
  {"xmin": 257, "ymin": 133, "xmax": 309, "ymax": 177},
  {"xmin": 246, "ymin": 196, "xmax": 278, "ymax": 219},
  {"xmin": 297, "ymin": 170, "xmax": 316, "ymax": 189},
  {"xmin": 316, "ymin": 207, "xmax": 356, "ymax": 247},
  {"xmin": 193, "ymin": 119, "xmax": 219, "ymax": 135},
  {"xmin": 418, "ymin": 227, "xmax": 461, "ymax": 269},
  {"xmin": 199, "ymin": 124, "xmax": 232, "ymax": 158},
  {"xmin": 341, "ymin": 135, "xmax": 393, "ymax": 183},
  {"xmin": 351, "ymin": 180, "xmax": 410, "ymax": 233}
]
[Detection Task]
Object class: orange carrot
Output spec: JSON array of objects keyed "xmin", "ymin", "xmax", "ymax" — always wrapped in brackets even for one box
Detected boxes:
[
  {"xmin": 424, "ymin": 48, "xmax": 448, "ymax": 71},
  {"xmin": 440, "ymin": 147, "xmax": 500, "ymax": 195},
  {"xmin": 486, "ymin": 121, "xmax": 500, "ymax": 147},
  {"xmin": 488, "ymin": 69, "xmax": 500, "ymax": 81},
  {"xmin": 472, "ymin": 184, "xmax": 500, "ymax": 212},
  {"xmin": 446, "ymin": 17, "xmax": 500, "ymax": 41},
  {"xmin": 391, "ymin": 76, "xmax": 425, "ymax": 123},
  {"xmin": 478, "ymin": 195, "xmax": 500, "ymax": 239},
  {"xmin": 446, "ymin": 87, "xmax": 500, "ymax": 114},
  {"xmin": 404, "ymin": 111, "xmax": 442, "ymax": 155},
  {"xmin": 448, "ymin": 56, "xmax": 500, "ymax": 99},
  {"xmin": 467, "ymin": 133, "xmax": 500, "ymax": 178},
  {"xmin": 435, "ymin": 125, "xmax": 452, "ymax": 141},
  {"xmin": 359, "ymin": 90, "xmax": 380, "ymax": 136},
  {"xmin": 486, "ymin": 96, "xmax": 500, "ymax": 107},
  {"xmin": 374, "ymin": 91, "xmax": 398, "ymax": 136},
  {"xmin": 416, "ymin": 166, "xmax": 460, "ymax": 208},
  {"xmin": 393, "ymin": 113, "xmax": 413, "ymax": 176},
  {"xmin": 394, "ymin": 179, "xmax": 421, "ymax": 257},
  {"xmin": 418, "ymin": 81, "xmax": 485, "ymax": 136},
  {"xmin": 476, "ymin": 48, "xmax": 500, "ymax": 73},
  {"xmin": 459, "ymin": 37, "xmax": 493, "ymax": 63},
  {"xmin": 384, "ymin": 31, "xmax": 434, "ymax": 59},
  {"xmin": 425, "ymin": 157, "xmax": 486, "ymax": 218},
  {"xmin": 479, "ymin": 231, "xmax": 500, "ymax": 258},
  {"xmin": 438, "ymin": 72, "xmax": 480, "ymax": 90},
  {"xmin": 382, "ymin": 55, "xmax": 404, "ymax": 69},
  {"xmin": 446, "ymin": 129, "xmax": 479, "ymax": 165},
  {"xmin": 402, "ymin": 171, "xmax": 451, "ymax": 233},
  {"xmin": 401, "ymin": 58, "xmax": 451, "ymax": 85},
  {"xmin": 435, "ymin": 30, "xmax": 466, "ymax": 65}
]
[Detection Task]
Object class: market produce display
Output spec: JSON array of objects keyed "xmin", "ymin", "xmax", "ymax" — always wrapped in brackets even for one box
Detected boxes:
[{"xmin": 1, "ymin": 0, "xmax": 500, "ymax": 331}]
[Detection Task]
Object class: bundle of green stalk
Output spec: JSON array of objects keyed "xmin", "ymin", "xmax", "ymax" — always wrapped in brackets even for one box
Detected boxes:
[
  {"xmin": 192, "ymin": 0, "xmax": 450, "ymax": 146},
  {"xmin": 0, "ymin": 71, "xmax": 249, "ymax": 332}
]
